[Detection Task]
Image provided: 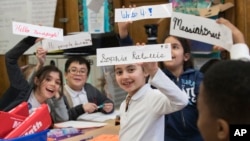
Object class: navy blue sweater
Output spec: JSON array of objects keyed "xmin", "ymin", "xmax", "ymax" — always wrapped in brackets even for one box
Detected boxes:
[{"xmin": 163, "ymin": 68, "xmax": 203, "ymax": 141}]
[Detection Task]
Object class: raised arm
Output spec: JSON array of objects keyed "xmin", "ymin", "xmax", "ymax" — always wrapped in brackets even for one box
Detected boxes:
[
  {"xmin": 143, "ymin": 62, "xmax": 189, "ymax": 114},
  {"xmin": 5, "ymin": 36, "xmax": 37, "ymax": 90},
  {"xmin": 216, "ymin": 18, "xmax": 250, "ymax": 60}
]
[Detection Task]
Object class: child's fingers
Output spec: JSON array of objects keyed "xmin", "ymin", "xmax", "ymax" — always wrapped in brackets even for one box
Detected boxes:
[
  {"xmin": 135, "ymin": 42, "xmax": 146, "ymax": 46},
  {"xmin": 35, "ymin": 38, "xmax": 43, "ymax": 43}
]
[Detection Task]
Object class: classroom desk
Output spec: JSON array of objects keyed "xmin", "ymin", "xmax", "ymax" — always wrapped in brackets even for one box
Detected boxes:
[{"xmin": 61, "ymin": 120, "xmax": 120, "ymax": 141}]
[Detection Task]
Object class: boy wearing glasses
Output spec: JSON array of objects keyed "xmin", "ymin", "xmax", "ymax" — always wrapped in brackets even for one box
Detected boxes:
[{"xmin": 64, "ymin": 56, "xmax": 114, "ymax": 120}]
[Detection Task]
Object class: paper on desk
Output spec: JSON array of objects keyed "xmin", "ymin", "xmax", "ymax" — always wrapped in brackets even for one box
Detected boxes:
[
  {"xmin": 77, "ymin": 110, "xmax": 120, "ymax": 122},
  {"xmin": 54, "ymin": 121, "xmax": 107, "ymax": 129},
  {"xmin": 90, "ymin": 134, "xmax": 119, "ymax": 141}
]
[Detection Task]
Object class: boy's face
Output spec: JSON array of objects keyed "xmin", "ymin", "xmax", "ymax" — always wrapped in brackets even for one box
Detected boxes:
[
  {"xmin": 115, "ymin": 64, "xmax": 148, "ymax": 96},
  {"xmin": 197, "ymin": 83, "xmax": 229, "ymax": 141},
  {"xmin": 65, "ymin": 62, "xmax": 88, "ymax": 91}
]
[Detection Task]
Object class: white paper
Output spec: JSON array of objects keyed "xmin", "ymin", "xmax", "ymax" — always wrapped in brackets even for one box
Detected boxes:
[
  {"xmin": 0, "ymin": 0, "xmax": 57, "ymax": 54},
  {"xmin": 86, "ymin": 0, "xmax": 104, "ymax": 33},
  {"xmin": 27, "ymin": 0, "xmax": 57, "ymax": 27},
  {"xmin": 12, "ymin": 21, "xmax": 63, "ymax": 41},
  {"xmin": 54, "ymin": 121, "xmax": 107, "ymax": 129},
  {"xmin": 96, "ymin": 44, "xmax": 172, "ymax": 66},
  {"xmin": 115, "ymin": 3, "xmax": 172, "ymax": 22},
  {"xmin": 42, "ymin": 32, "xmax": 92, "ymax": 51},
  {"xmin": 88, "ymin": 0, "xmax": 104, "ymax": 13},
  {"xmin": 77, "ymin": 110, "xmax": 120, "ymax": 122},
  {"xmin": 170, "ymin": 12, "xmax": 233, "ymax": 51}
]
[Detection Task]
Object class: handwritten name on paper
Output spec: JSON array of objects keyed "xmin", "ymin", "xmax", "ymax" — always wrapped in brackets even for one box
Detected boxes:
[
  {"xmin": 170, "ymin": 12, "xmax": 233, "ymax": 50},
  {"xmin": 42, "ymin": 32, "xmax": 92, "ymax": 51},
  {"xmin": 96, "ymin": 44, "xmax": 172, "ymax": 66},
  {"xmin": 12, "ymin": 21, "xmax": 63, "ymax": 41},
  {"xmin": 115, "ymin": 3, "xmax": 172, "ymax": 22}
]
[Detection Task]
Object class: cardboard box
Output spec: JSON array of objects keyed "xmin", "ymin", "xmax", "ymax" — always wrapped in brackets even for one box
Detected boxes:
[{"xmin": 199, "ymin": 2, "xmax": 234, "ymax": 17}]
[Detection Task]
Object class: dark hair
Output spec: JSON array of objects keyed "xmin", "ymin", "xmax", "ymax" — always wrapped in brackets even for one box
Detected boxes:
[
  {"xmin": 64, "ymin": 56, "xmax": 91, "ymax": 77},
  {"xmin": 200, "ymin": 59, "xmax": 220, "ymax": 74},
  {"xmin": 159, "ymin": 34, "xmax": 194, "ymax": 70},
  {"xmin": 202, "ymin": 60, "xmax": 250, "ymax": 124},
  {"xmin": 33, "ymin": 65, "xmax": 64, "ymax": 97}
]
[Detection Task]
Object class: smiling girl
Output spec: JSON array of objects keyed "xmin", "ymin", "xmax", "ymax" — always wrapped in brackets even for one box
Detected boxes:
[{"xmin": 0, "ymin": 36, "xmax": 68, "ymax": 123}]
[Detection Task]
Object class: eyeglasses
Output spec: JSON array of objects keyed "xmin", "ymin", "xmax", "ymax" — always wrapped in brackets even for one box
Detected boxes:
[{"xmin": 68, "ymin": 68, "xmax": 87, "ymax": 75}]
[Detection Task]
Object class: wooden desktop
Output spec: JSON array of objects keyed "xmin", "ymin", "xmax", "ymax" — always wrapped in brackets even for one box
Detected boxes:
[{"xmin": 61, "ymin": 120, "xmax": 119, "ymax": 141}]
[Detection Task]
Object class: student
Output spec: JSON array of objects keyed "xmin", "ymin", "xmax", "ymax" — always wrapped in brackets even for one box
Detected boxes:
[
  {"xmin": 63, "ymin": 56, "xmax": 114, "ymax": 120},
  {"xmin": 118, "ymin": 21, "xmax": 204, "ymax": 141},
  {"xmin": 161, "ymin": 35, "xmax": 204, "ymax": 141},
  {"xmin": 196, "ymin": 17, "xmax": 250, "ymax": 141},
  {"xmin": 0, "ymin": 36, "xmax": 69, "ymax": 123},
  {"xmin": 115, "ymin": 61, "xmax": 188, "ymax": 141},
  {"xmin": 197, "ymin": 60, "xmax": 250, "ymax": 141}
]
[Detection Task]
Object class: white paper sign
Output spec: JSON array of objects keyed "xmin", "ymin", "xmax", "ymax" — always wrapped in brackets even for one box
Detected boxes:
[
  {"xmin": 42, "ymin": 32, "xmax": 92, "ymax": 51},
  {"xmin": 0, "ymin": 0, "xmax": 57, "ymax": 54},
  {"xmin": 115, "ymin": 3, "xmax": 172, "ymax": 22},
  {"xmin": 170, "ymin": 12, "xmax": 233, "ymax": 51},
  {"xmin": 97, "ymin": 44, "xmax": 172, "ymax": 66},
  {"xmin": 12, "ymin": 21, "xmax": 63, "ymax": 41}
]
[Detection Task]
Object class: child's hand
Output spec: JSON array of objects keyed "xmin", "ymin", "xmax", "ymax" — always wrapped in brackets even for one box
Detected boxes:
[
  {"xmin": 216, "ymin": 18, "xmax": 245, "ymax": 44},
  {"xmin": 118, "ymin": 21, "xmax": 132, "ymax": 39},
  {"xmin": 117, "ymin": 5, "xmax": 136, "ymax": 39},
  {"xmin": 103, "ymin": 103, "xmax": 113, "ymax": 113},
  {"xmin": 36, "ymin": 47, "xmax": 47, "ymax": 70},
  {"xmin": 213, "ymin": 45, "xmax": 225, "ymax": 51},
  {"xmin": 83, "ymin": 103, "xmax": 98, "ymax": 113},
  {"xmin": 135, "ymin": 43, "xmax": 158, "ymax": 77},
  {"xmin": 142, "ymin": 62, "xmax": 158, "ymax": 78},
  {"xmin": 35, "ymin": 38, "xmax": 43, "ymax": 43}
]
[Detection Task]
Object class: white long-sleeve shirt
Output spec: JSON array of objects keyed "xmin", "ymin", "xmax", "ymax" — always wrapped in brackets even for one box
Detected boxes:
[
  {"xmin": 230, "ymin": 43, "xmax": 250, "ymax": 60},
  {"xmin": 119, "ymin": 68, "xmax": 188, "ymax": 141}
]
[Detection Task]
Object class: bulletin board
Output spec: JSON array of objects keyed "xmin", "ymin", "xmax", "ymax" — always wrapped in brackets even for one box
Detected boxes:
[{"xmin": 0, "ymin": 0, "xmax": 57, "ymax": 54}]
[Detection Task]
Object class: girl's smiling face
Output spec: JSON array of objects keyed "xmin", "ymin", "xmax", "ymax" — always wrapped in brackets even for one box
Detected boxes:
[
  {"xmin": 163, "ymin": 36, "xmax": 190, "ymax": 71},
  {"xmin": 35, "ymin": 71, "xmax": 61, "ymax": 101}
]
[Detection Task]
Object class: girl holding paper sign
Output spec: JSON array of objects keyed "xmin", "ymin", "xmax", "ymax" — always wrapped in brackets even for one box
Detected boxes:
[
  {"xmin": 117, "ymin": 19, "xmax": 204, "ymax": 141},
  {"xmin": 160, "ymin": 35, "xmax": 204, "ymax": 141},
  {"xmin": 0, "ymin": 36, "xmax": 69, "ymax": 123},
  {"xmin": 115, "ymin": 54, "xmax": 188, "ymax": 141}
]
